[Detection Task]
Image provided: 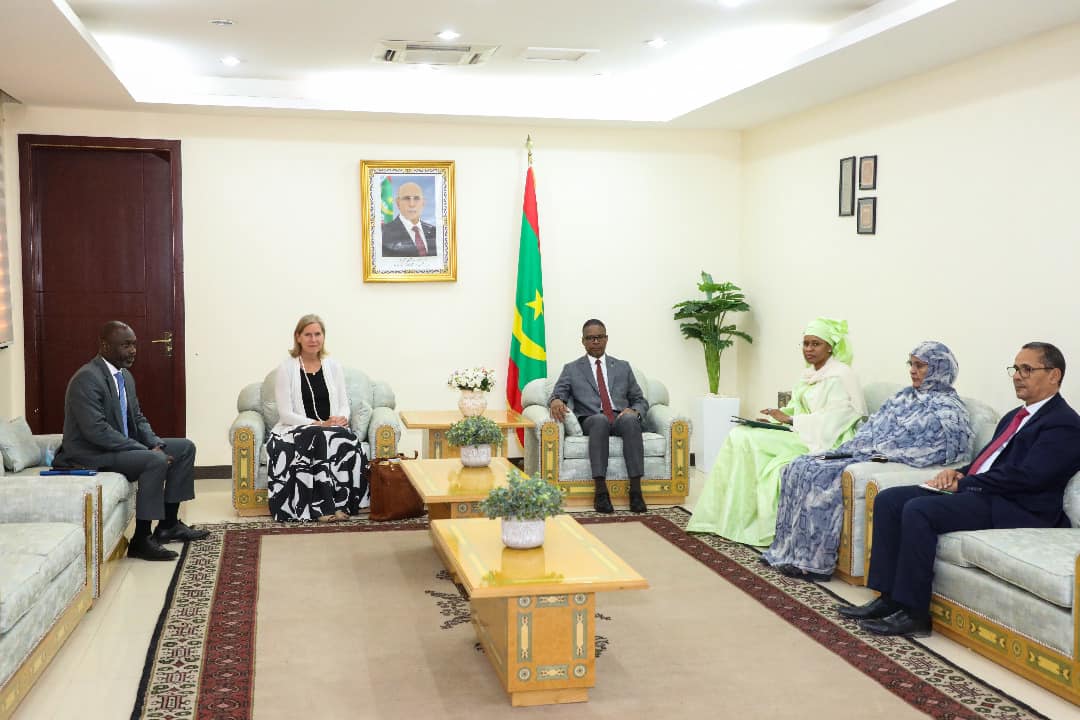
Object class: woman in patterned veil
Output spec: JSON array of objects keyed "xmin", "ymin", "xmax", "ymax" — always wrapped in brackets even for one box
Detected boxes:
[{"xmin": 762, "ymin": 341, "xmax": 974, "ymax": 580}]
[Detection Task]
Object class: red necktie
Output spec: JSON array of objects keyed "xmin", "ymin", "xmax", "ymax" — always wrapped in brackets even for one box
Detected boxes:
[
  {"xmin": 595, "ymin": 359, "xmax": 615, "ymax": 422},
  {"xmin": 967, "ymin": 407, "xmax": 1029, "ymax": 475},
  {"xmin": 412, "ymin": 225, "xmax": 428, "ymax": 256}
]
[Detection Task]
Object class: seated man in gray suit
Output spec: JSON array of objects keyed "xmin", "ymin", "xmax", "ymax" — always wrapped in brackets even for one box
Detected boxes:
[
  {"xmin": 549, "ymin": 319, "xmax": 649, "ymax": 514},
  {"xmin": 53, "ymin": 321, "xmax": 208, "ymax": 561}
]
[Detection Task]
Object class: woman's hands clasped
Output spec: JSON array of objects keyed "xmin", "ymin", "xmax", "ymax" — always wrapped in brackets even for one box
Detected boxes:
[{"xmin": 313, "ymin": 416, "xmax": 349, "ymax": 428}]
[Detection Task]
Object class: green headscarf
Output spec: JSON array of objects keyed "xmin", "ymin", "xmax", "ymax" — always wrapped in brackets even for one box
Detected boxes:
[{"xmin": 803, "ymin": 317, "xmax": 853, "ymax": 365}]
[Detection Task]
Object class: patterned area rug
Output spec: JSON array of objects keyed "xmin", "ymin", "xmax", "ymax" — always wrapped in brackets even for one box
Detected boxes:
[{"xmin": 130, "ymin": 508, "xmax": 1048, "ymax": 720}]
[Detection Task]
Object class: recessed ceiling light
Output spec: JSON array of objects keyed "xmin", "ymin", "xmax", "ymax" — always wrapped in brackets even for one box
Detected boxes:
[
  {"xmin": 436, "ymin": 29, "xmax": 460, "ymax": 41},
  {"xmin": 209, "ymin": 18, "xmax": 234, "ymax": 26},
  {"xmin": 719, "ymin": 0, "xmax": 749, "ymax": 7},
  {"xmin": 220, "ymin": 55, "xmax": 241, "ymax": 67},
  {"xmin": 645, "ymin": 38, "xmax": 667, "ymax": 49}
]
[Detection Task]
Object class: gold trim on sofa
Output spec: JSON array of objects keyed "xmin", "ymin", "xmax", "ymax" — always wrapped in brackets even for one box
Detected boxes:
[
  {"xmin": 835, "ymin": 470, "xmax": 864, "ymax": 585},
  {"xmin": 232, "ymin": 423, "xmax": 397, "ymax": 516},
  {"xmin": 536, "ymin": 420, "xmax": 689, "ymax": 507},
  {"xmin": 0, "ymin": 493, "xmax": 94, "ymax": 720},
  {"xmin": 863, "ymin": 480, "xmax": 1079, "ymax": 706}
]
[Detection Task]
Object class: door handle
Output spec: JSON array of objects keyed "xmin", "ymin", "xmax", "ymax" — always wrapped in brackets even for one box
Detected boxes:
[{"xmin": 151, "ymin": 331, "xmax": 174, "ymax": 358}]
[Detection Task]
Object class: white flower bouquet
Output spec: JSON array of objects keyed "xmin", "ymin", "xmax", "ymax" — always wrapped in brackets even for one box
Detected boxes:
[{"xmin": 447, "ymin": 366, "xmax": 497, "ymax": 393}]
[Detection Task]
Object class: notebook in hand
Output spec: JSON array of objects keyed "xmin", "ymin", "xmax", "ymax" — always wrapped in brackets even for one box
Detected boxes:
[{"xmin": 730, "ymin": 416, "xmax": 793, "ymax": 432}]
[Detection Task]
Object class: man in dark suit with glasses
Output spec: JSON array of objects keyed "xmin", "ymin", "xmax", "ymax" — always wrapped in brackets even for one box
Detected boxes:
[
  {"xmin": 549, "ymin": 319, "xmax": 649, "ymax": 514},
  {"xmin": 840, "ymin": 341, "xmax": 1080, "ymax": 636}
]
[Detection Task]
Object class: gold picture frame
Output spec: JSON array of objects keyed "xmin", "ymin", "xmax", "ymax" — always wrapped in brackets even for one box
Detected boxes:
[{"xmin": 360, "ymin": 160, "xmax": 456, "ymax": 282}]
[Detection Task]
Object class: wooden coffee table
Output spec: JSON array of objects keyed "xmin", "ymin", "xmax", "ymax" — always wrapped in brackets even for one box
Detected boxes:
[
  {"xmin": 399, "ymin": 410, "xmax": 534, "ymax": 458},
  {"xmin": 429, "ymin": 515, "xmax": 648, "ymax": 707},
  {"xmin": 400, "ymin": 457, "xmax": 517, "ymax": 520}
]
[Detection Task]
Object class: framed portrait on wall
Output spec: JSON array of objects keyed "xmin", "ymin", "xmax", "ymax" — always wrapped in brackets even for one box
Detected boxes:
[
  {"xmin": 857, "ymin": 197, "xmax": 877, "ymax": 235},
  {"xmin": 839, "ymin": 156, "xmax": 855, "ymax": 216},
  {"xmin": 859, "ymin": 155, "xmax": 877, "ymax": 190},
  {"xmin": 360, "ymin": 160, "xmax": 456, "ymax": 282}
]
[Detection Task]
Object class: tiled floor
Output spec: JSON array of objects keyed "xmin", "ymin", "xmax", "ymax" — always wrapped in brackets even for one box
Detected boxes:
[{"xmin": 10, "ymin": 469, "xmax": 1077, "ymax": 719}]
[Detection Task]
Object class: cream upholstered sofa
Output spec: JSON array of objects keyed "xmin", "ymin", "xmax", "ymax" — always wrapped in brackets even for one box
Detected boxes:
[
  {"xmin": 0, "ymin": 428, "xmax": 136, "ymax": 599},
  {"xmin": 863, "ymin": 468, "xmax": 1080, "ymax": 705},
  {"xmin": 832, "ymin": 382, "xmax": 999, "ymax": 585},
  {"xmin": 0, "ymin": 481, "xmax": 93, "ymax": 720},
  {"xmin": 520, "ymin": 367, "xmax": 691, "ymax": 507},
  {"xmin": 229, "ymin": 366, "xmax": 402, "ymax": 515}
]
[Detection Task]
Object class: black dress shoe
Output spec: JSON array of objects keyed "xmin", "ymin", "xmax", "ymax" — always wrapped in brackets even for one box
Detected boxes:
[
  {"xmin": 154, "ymin": 520, "xmax": 210, "ymax": 544},
  {"xmin": 779, "ymin": 565, "xmax": 833, "ymax": 582},
  {"xmin": 127, "ymin": 536, "xmax": 179, "ymax": 561},
  {"xmin": 860, "ymin": 610, "xmax": 932, "ymax": 638},
  {"xmin": 593, "ymin": 492, "xmax": 615, "ymax": 514},
  {"xmin": 628, "ymin": 491, "xmax": 647, "ymax": 514},
  {"xmin": 837, "ymin": 596, "xmax": 899, "ymax": 620}
]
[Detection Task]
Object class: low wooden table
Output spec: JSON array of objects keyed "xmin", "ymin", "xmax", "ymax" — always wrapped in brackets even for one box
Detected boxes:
[
  {"xmin": 399, "ymin": 410, "xmax": 534, "ymax": 458},
  {"xmin": 429, "ymin": 515, "xmax": 648, "ymax": 707},
  {"xmin": 401, "ymin": 457, "xmax": 516, "ymax": 520}
]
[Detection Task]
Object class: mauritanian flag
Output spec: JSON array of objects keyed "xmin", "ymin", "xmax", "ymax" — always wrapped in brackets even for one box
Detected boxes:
[
  {"xmin": 380, "ymin": 176, "xmax": 395, "ymax": 222},
  {"xmin": 507, "ymin": 165, "xmax": 546, "ymax": 444}
]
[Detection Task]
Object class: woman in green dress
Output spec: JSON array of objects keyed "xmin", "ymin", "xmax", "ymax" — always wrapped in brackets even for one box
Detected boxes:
[{"xmin": 687, "ymin": 318, "xmax": 866, "ymax": 545}]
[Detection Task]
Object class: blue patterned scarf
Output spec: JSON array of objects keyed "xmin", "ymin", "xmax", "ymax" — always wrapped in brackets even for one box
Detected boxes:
[{"xmin": 843, "ymin": 341, "xmax": 974, "ymax": 466}]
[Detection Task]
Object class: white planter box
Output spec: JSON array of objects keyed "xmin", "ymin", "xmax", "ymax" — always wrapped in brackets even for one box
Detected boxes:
[{"xmin": 696, "ymin": 396, "xmax": 740, "ymax": 470}]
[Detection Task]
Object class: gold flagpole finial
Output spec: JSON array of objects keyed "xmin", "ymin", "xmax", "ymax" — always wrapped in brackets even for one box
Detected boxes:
[{"xmin": 526, "ymin": 134, "xmax": 534, "ymax": 166}]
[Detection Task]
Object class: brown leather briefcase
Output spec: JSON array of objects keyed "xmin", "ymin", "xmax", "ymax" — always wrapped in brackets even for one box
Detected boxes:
[{"xmin": 368, "ymin": 453, "xmax": 425, "ymax": 521}]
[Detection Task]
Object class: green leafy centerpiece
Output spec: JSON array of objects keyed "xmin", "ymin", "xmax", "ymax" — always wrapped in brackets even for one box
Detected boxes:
[
  {"xmin": 447, "ymin": 366, "xmax": 497, "ymax": 416},
  {"xmin": 478, "ymin": 470, "xmax": 564, "ymax": 549},
  {"xmin": 446, "ymin": 415, "xmax": 505, "ymax": 467}
]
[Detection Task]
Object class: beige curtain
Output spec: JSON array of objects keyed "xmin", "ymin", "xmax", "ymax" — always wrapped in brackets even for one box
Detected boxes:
[{"xmin": 0, "ymin": 99, "xmax": 12, "ymax": 348}]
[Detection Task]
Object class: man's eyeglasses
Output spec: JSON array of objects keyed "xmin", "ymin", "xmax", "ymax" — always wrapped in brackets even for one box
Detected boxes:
[
  {"xmin": 398, "ymin": 195, "xmax": 422, "ymax": 203},
  {"xmin": 1006, "ymin": 365, "xmax": 1053, "ymax": 379},
  {"xmin": 583, "ymin": 334, "xmax": 607, "ymax": 343}
]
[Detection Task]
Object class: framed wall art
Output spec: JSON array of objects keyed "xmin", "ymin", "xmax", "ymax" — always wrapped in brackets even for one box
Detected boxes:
[
  {"xmin": 360, "ymin": 160, "xmax": 456, "ymax": 282},
  {"xmin": 857, "ymin": 197, "xmax": 877, "ymax": 235},
  {"xmin": 839, "ymin": 156, "xmax": 855, "ymax": 216},
  {"xmin": 859, "ymin": 155, "xmax": 877, "ymax": 190}
]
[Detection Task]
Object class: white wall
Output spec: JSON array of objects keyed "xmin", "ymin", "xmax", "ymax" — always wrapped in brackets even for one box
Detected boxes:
[
  {"xmin": 738, "ymin": 22, "xmax": 1080, "ymax": 418},
  {"xmin": 0, "ymin": 107, "xmax": 742, "ymax": 463}
]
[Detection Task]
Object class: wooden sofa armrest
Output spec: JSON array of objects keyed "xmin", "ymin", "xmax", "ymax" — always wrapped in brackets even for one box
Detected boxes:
[{"xmin": 369, "ymin": 405, "xmax": 401, "ymax": 458}]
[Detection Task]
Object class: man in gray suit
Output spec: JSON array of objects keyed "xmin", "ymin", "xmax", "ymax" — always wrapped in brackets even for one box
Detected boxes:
[
  {"xmin": 549, "ymin": 319, "xmax": 649, "ymax": 514},
  {"xmin": 53, "ymin": 321, "xmax": 208, "ymax": 561}
]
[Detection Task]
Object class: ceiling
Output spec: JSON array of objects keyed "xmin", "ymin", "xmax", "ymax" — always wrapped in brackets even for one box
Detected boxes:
[{"xmin": 1, "ymin": 0, "xmax": 1079, "ymax": 129}]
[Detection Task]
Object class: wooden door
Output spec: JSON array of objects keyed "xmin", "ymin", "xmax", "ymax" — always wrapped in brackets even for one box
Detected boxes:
[{"xmin": 19, "ymin": 135, "xmax": 185, "ymax": 436}]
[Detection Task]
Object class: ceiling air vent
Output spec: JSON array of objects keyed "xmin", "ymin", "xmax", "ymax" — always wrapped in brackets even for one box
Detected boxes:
[
  {"xmin": 520, "ymin": 47, "xmax": 596, "ymax": 63},
  {"xmin": 375, "ymin": 41, "xmax": 499, "ymax": 66}
]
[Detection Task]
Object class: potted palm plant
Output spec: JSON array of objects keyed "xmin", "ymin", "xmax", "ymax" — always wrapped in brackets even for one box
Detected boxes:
[
  {"xmin": 673, "ymin": 271, "xmax": 753, "ymax": 469},
  {"xmin": 446, "ymin": 415, "xmax": 505, "ymax": 467},
  {"xmin": 477, "ymin": 470, "xmax": 564, "ymax": 548}
]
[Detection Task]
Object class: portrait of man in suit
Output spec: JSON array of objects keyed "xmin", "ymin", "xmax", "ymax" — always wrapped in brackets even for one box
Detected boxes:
[
  {"xmin": 381, "ymin": 180, "xmax": 437, "ymax": 257},
  {"xmin": 549, "ymin": 319, "xmax": 650, "ymax": 514}
]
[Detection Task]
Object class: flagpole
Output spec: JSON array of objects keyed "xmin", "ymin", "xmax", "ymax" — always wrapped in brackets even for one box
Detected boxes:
[{"xmin": 526, "ymin": 134, "xmax": 533, "ymax": 167}]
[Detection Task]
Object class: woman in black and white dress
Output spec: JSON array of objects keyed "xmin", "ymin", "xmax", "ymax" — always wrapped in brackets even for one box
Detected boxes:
[{"xmin": 266, "ymin": 314, "xmax": 368, "ymax": 522}]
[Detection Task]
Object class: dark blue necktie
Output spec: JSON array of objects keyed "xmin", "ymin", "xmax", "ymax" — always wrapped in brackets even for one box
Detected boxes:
[{"xmin": 115, "ymin": 371, "xmax": 129, "ymax": 437}]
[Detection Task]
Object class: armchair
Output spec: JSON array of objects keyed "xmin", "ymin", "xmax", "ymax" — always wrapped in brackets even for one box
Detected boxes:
[
  {"xmin": 229, "ymin": 366, "xmax": 402, "ymax": 515},
  {"xmin": 521, "ymin": 366, "xmax": 691, "ymax": 507},
  {"xmin": 834, "ymin": 382, "xmax": 1000, "ymax": 584}
]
